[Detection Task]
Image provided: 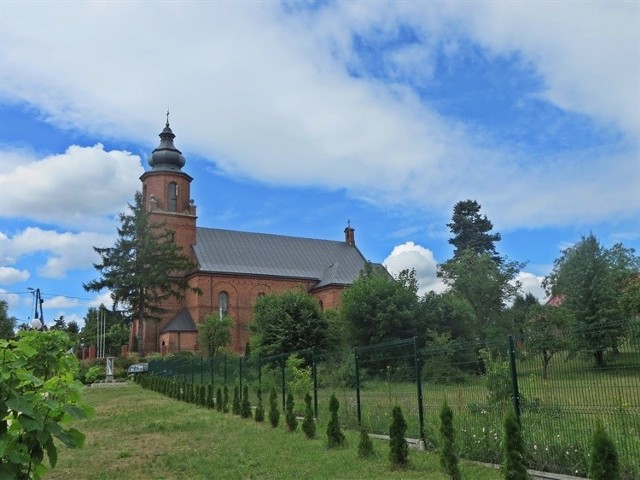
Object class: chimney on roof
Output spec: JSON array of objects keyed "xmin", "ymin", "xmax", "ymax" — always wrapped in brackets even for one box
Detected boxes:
[{"xmin": 344, "ymin": 222, "xmax": 355, "ymax": 246}]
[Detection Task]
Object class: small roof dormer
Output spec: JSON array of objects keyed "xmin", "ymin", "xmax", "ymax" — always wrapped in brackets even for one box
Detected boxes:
[{"xmin": 148, "ymin": 112, "xmax": 186, "ymax": 171}]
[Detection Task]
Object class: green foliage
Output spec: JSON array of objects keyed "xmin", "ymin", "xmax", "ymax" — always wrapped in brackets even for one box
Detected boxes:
[
  {"xmin": 301, "ymin": 392, "xmax": 315, "ymax": 439},
  {"xmin": 358, "ymin": 425, "xmax": 375, "ymax": 458},
  {"xmin": 341, "ymin": 263, "xmax": 418, "ymax": 346},
  {"xmin": 198, "ymin": 313, "xmax": 233, "ymax": 357},
  {"xmin": 523, "ymin": 305, "xmax": 573, "ymax": 378},
  {"xmin": 254, "ymin": 387, "xmax": 264, "ymax": 422},
  {"xmin": 0, "ymin": 300, "xmax": 17, "ymax": 340},
  {"xmin": 438, "ymin": 250, "xmax": 524, "ymax": 338},
  {"xmin": 83, "ymin": 192, "xmax": 199, "ymax": 352},
  {"xmin": 439, "ymin": 402, "xmax": 461, "ymax": 480},
  {"xmin": 268, "ymin": 387, "xmax": 280, "ymax": 428},
  {"xmin": 232, "ymin": 386, "xmax": 240, "ymax": 415},
  {"xmin": 84, "ymin": 365, "xmax": 103, "ymax": 384},
  {"xmin": 590, "ymin": 422, "xmax": 620, "ymax": 480},
  {"xmin": 240, "ymin": 386, "xmax": 252, "ymax": 419},
  {"xmin": 223, "ymin": 386, "xmax": 229, "ymax": 413},
  {"xmin": 503, "ymin": 410, "xmax": 529, "ymax": 480},
  {"xmin": 447, "ymin": 199, "xmax": 502, "ymax": 263},
  {"xmin": 251, "ymin": 289, "xmax": 327, "ymax": 357},
  {"xmin": 326, "ymin": 394, "xmax": 345, "ymax": 448},
  {"xmin": 0, "ymin": 331, "xmax": 93, "ymax": 479},
  {"xmin": 418, "ymin": 292, "xmax": 477, "ymax": 344},
  {"xmin": 480, "ymin": 349, "xmax": 512, "ymax": 405},
  {"xmin": 285, "ymin": 354, "xmax": 312, "ymax": 399},
  {"xmin": 285, "ymin": 392, "xmax": 297, "ymax": 432},
  {"xmin": 544, "ymin": 233, "xmax": 640, "ymax": 366},
  {"xmin": 215, "ymin": 387, "xmax": 223, "ymax": 412},
  {"xmin": 389, "ymin": 405, "xmax": 409, "ymax": 467}
]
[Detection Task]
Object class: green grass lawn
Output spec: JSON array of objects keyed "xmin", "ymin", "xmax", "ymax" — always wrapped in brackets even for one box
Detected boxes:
[{"xmin": 45, "ymin": 383, "xmax": 503, "ymax": 480}]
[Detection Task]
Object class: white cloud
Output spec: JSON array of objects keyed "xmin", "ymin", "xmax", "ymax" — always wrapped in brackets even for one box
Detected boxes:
[
  {"xmin": 0, "ymin": 144, "xmax": 143, "ymax": 230},
  {"xmin": 0, "ymin": 267, "xmax": 30, "ymax": 285},
  {"xmin": 514, "ymin": 271, "xmax": 547, "ymax": 304},
  {"xmin": 383, "ymin": 241, "xmax": 447, "ymax": 295},
  {"xmin": 0, "ymin": 227, "xmax": 115, "ymax": 278},
  {"xmin": 0, "ymin": 2, "xmax": 637, "ymax": 231}
]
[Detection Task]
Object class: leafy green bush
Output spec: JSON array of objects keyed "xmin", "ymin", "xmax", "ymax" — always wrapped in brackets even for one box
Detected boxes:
[
  {"xmin": 590, "ymin": 422, "xmax": 620, "ymax": 480},
  {"xmin": 85, "ymin": 365, "xmax": 104, "ymax": 384},
  {"xmin": 301, "ymin": 392, "xmax": 315, "ymax": 439},
  {"xmin": 358, "ymin": 426, "xmax": 375, "ymax": 458},
  {"xmin": 440, "ymin": 401, "xmax": 461, "ymax": 479},
  {"xmin": 254, "ymin": 387, "xmax": 265, "ymax": 422},
  {"xmin": 503, "ymin": 410, "xmax": 529, "ymax": 479},
  {"xmin": 286, "ymin": 354, "xmax": 312, "ymax": 399},
  {"xmin": 285, "ymin": 392, "xmax": 298, "ymax": 431},
  {"xmin": 240, "ymin": 386, "xmax": 252, "ymax": 419},
  {"xmin": 0, "ymin": 331, "xmax": 93, "ymax": 479},
  {"xmin": 268, "ymin": 387, "xmax": 280, "ymax": 428},
  {"xmin": 389, "ymin": 405, "xmax": 409, "ymax": 467},
  {"xmin": 326, "ymin": 394, "xmax": 345, "ymax": 448}
]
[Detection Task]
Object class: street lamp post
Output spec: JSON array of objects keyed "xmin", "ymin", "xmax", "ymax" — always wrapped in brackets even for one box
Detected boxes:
[{"xmin": 28, "ymin": 288, "xmax": 44, "ymax": 330}]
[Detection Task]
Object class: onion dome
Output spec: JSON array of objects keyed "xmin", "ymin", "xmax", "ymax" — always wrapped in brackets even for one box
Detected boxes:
[{"xmin": 148, "ymin": 115, "xmax": 186, "ymax": 170}]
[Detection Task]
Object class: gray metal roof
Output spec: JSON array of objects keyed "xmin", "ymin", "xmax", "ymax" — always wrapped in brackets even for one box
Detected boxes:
[
  {"xmin": 193, "ymin": 227, "xmax": 367, "ymax": 287},
  {"xmin": 161, "ymin": 307, "xmax": 197, "ymax": 333}
]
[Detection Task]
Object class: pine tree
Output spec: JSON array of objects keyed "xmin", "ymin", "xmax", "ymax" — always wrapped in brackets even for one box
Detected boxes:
[
  {"xmin": 301, "ymin": 392, "xmax": 315, "ymax": 439},
  {"xmin": 358, "ymin": 425, "xmax": 374, "ymax": 458},
  {"xmin": 232, "ymin": 386, "xmax": 241, "ymax": 415},
  {"xmin": 254, "ymin": 387, "xmax": 265, "ymax": 422},
  {"xmin": 285, "ymin": 392, "xmax": 298, "ymax": 432},
  {"xmin": 206, "ymin": 384, "xmax": 214, "ymax": 409},
  {"xmin": 439, "ymin": 401, "xmax": 461, "ymax": 480},
  {"xmin": 389, "ymin": 405, "xmax": 409, "ymax": 467},
  {"xmin": 326, "ymin": 394, "xmax": 345, "ymax": 448},
  {"xmin": 503, "ymin": 410, "xmax": 529, "ymax": 479},
  {"xmin": 590, "ymin": 422, "xmax": 620, "ymax": 480},
  {"xmin": 241, "ymin": 385, "xmax": 252, "ymax": 419},
  {"xmin": 268, "ymin": 387, "xmax": 280, "ymax": 428}
]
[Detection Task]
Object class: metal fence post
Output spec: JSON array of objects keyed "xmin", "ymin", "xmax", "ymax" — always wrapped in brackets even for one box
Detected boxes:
[
  {"xmin": 413, "ymin": 337, "xmax": 425, "ymax": 442},
  {"xmin": 355, "ymin": 347, "xmax": 361, "ymax": 426},
  {"xmin": 508, "ymin": 335, "xmax": 522, "ymax": 422}
]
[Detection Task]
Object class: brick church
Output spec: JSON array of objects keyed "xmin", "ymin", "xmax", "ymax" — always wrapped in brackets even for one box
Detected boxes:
[{"xmin": 130, "ymin": 120, "xmax": 371, "ymax": 355}]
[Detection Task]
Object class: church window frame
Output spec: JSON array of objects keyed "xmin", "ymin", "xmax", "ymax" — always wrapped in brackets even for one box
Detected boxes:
[
  {"xmin": 168, "ymin": 182, "xmax": 178, "ymax": 212},
  {"xmin": 219, "ymin": 291, "xmax": 229, "ymax": 319}
]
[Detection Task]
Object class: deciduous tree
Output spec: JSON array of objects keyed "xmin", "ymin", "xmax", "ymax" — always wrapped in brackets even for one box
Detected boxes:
[{"xmin": 198, "ymin": 313, "xmax": 232, "ymax": 357}]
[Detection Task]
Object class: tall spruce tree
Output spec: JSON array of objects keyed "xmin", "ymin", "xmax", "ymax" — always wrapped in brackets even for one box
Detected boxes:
[
  {"xmin": 84, "ymin": 192, "xmax": 198, "ymax": 354},
  {"xmin": 447, "ymin": 199, "xmax": 501, "ymax": 262}
]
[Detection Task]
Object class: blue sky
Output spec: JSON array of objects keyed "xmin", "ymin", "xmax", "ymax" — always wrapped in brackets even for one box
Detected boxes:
[{"xmin": 1, "ymin": 1, "xmax": 638, "ymax": 329}]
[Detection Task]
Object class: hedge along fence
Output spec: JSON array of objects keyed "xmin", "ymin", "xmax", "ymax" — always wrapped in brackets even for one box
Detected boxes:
[{"xmin": 148, "ymin": 320, "xmax": 640, "ymax": 479}]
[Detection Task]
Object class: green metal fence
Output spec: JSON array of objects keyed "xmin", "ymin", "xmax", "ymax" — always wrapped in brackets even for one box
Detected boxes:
[{"xmin": 148, "ymin": 320, "xmax": 639, "ymax": 478}]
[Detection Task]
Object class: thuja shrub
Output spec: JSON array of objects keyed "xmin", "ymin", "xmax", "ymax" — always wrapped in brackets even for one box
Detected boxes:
[
  {"xmin": 358, "ymin": 425, "xmax": 375, "ymax": 458},
  {"xmin": 439, "ymin": 401, "xmax": 461, "ymax": 480},
  {"xmin": 326, "ymin": 394, "xmax": 346, "ymax": 448},
  {"xmin": 216, "ymin": 387, "xmax": 223, "ymax": 412},
  {"xmin": 232, "ymin": 386, "xmax": 241, "ymax": 415},
  {"xmin": 503, "ymin": 410, "xmax": 529, "ymax": 480},
  {"xmin": 285, "ymin": 392, "xmax": 298, "ymax": 432},
  {"xmin": 389, "ymin": 405, "xmax": 409, "ymax": 467},
  {"xmin": 589, "ymin": 422, "xmax": 620, "ymax": 480},
  {"xmin": 223, "ymin": 385, "xmax": 230, "ymax": 413},
  {"xmin": 254, "ymin": 387, "xmax": 265, "ymax": 422},
  {"xmin": 206, "ymin": 385, "xmax": 214, "ymax": 409},
  {"xmin": 241, "ymin": 386, "xmax": 252, "ymax": 419},
  {"xmin": 301, "ymin": 392, "xmax": 315, "ymax": 439},
  {"xmin": 268, "ymin": 387, "xmax": 280, "ymax": 427}
]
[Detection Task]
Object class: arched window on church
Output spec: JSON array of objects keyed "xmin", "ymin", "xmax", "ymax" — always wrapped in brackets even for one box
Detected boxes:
[
  {"xmin": 168, "ymin": 182, "xmax": 178, "ymax": 212},
  {"xmin": 219, "ymin": 292, "xmax": 228, "ymax": 319}
]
